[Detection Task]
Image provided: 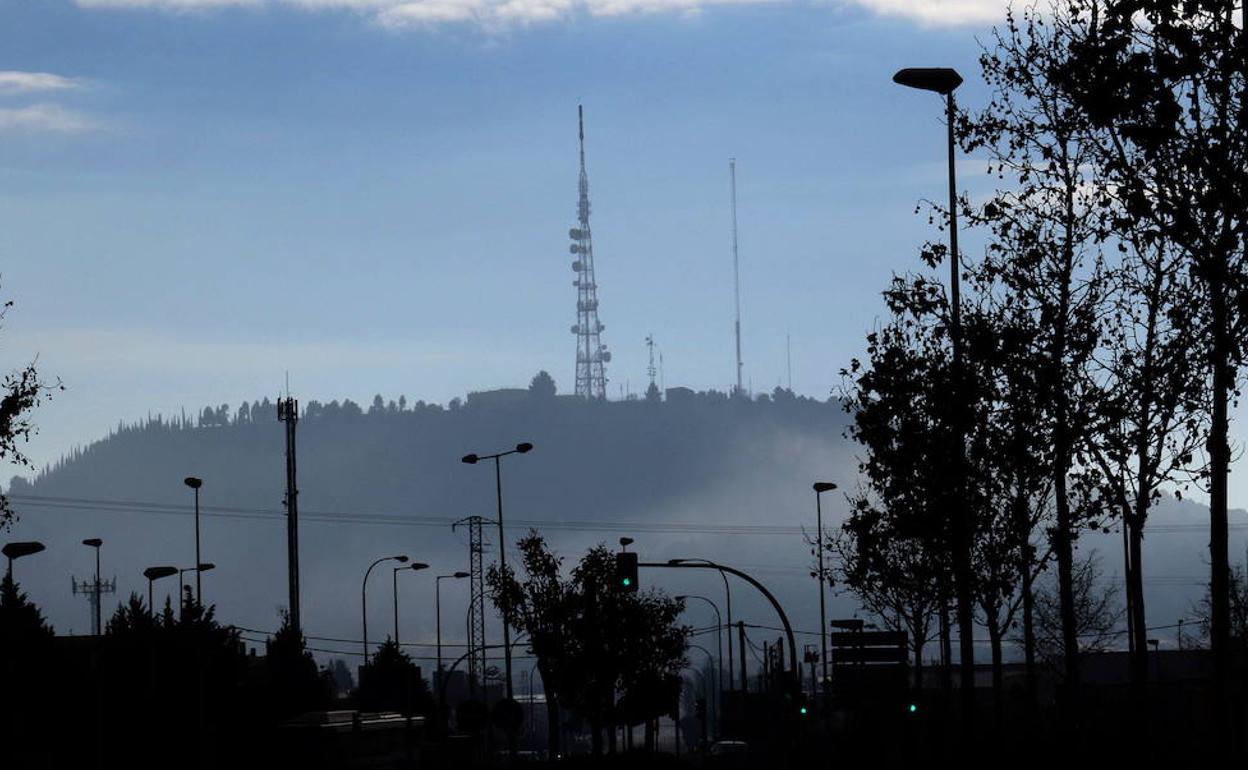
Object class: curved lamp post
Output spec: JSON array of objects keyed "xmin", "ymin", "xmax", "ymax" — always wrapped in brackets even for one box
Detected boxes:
[
  {"xmin": 669, "ymin": 558, "xmax": 735, "ymax": 690},
  {"xmin": 893, "ymin": 64, "xmax": 975, "ymax": 708},
  {"xmin": 143, "ymin": 565, "xmax": 178, "ymax": 612},
  {"xmin": 83, "ymin": 538, "xmax": 104, "ymax": 635},
  {"xmin": 436, "ymin": 571, "xmax": 470, "ymax": 705},
  {"xmin": 362, "ymin": 555, "xmax": 407, "ymax": 663},
  {"xmin": 4, "ymin": 541, "xmax": 46, "ymax": 581},
  {"xmin": 393, "ymin": 561, "xmax": 429, "ymax": 646},
  {"xmin": 461, "ymin": 441, "xmax": 533, "ymax": 704},
  {"xmin": 183, "ymin": 476, "xmax": 204, "ymax": 602},
  {"xmin": 812, "ymin": 481, "xmax": 837, "ymax": 695}
]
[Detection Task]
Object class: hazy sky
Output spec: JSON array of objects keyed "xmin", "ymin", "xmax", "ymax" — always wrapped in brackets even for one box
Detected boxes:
[{"xmin": 2, "ymin": 0, "xmax": 1247, "ymax": 503}]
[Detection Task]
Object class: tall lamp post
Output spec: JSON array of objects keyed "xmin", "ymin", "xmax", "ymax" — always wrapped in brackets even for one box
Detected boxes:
[
  {"xmin": 461, "ymin": 441, "xmax": 533, "ymax": 703},
  {"xmin": 363, "ymin": 555, "xmax": 408, "ymax": 663},
  {"xmin": 812, "ymin": 482, "xmax": 837, "ymax": 697},
  {"xmin": 436, "ymin": 571, "xmax": 470, "ymax": 705},
  {"xmin": 892, "ymin": 66, "xmax": 976, "ymax": 708},
  {"xmin": 143, "ymin": 565, "xmax": 178, "ymax": 611},
  {"xmin": 393, "ymin": 562, "xmax": 430, "ymax": 647},
  {"xmin": 4, "ymin": 541, "xmax": 45, "ymax": 581},
  {"xmin": 183, "ymin": 476, "xmax": 204, "ymax": 602},
  {"xmin": 83, "ymin": 538, "xmax": 103, "ymax": 635}
]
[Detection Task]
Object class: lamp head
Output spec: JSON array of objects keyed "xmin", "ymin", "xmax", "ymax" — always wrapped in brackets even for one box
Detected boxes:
[
  {"xmin": 183, "ymin": 477, "xmax": 203, "ymax": 490},
  {"xmin": 453, "ymin": 571, "xmax": 470, "ymax": 579},
  {"xmin": 410, "ymin": 562, "xmax": 430, "ymax": 571},
  {"xmin": 143, "ymin": 565, "xmax": 178, "ymax": 581},
  {"xmin": 82, "ymin": 538, "xmax": 103, "ymax": 548},
  {"xmin": 619, "ymin": 537, "xmax": 634, "ymax": 548},
  {"xmin": 813, "ymin": 482, "xmax": 838, "ymax": 494},
  {"xmin": 516, "ymin": 442, "xmax": 534, "ymax": 454},
  {"xmin": 198, "ymin": 563, "xmax": 215, "ymax": 572},
  {"xmin": 395, "ymin": 555, "xmax": 409, "ymax": 563},
  {"xmin": 3, "ymin": 541, "xmax": 46, "ymax": 560},
  {"xmin": 461, "ymin": 454, "xmax": 479, "ymax": 465},
  {"xmin": 893, "ymin": 67, "xmax": 963, "ymax": 95}
]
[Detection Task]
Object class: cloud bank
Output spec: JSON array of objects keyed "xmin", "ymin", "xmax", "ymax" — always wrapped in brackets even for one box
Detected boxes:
[
  {"xmin": 0, "ymin": 71, "xmax": 83, "ymax": 95},
  {"xmin": 0, "ymin": 104, "xmax": 96, "ymax": 134},
  {"xmin": 73, "ymin": 0, "xmax": 1009, "ymax": 28}
]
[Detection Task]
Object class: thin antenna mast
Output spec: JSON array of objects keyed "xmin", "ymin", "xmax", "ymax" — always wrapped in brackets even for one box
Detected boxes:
[
  {"xmin": 730, "ymin": 159, "xmax": 743, "ymax": 396},
  {"xmin": 787, "ymin": 332, "xmax": 792, "ymax": 391}
]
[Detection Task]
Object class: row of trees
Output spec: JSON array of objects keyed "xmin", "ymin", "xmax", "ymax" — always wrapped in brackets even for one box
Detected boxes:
[{"xmin": 832, "ymin": 0, "xmax": 1246, "ymax": 746}]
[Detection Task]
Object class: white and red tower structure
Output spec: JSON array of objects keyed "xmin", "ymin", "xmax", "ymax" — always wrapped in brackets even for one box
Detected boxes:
[{"xmin": 568, "ymin": 105, "xmax": 610, "ymax": 399}]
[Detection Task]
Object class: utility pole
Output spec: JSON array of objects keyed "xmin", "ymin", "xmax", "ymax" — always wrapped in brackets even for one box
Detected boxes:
[{"xmin": 278, "ymin": 396, "xmax": 301, "ymax": 633}]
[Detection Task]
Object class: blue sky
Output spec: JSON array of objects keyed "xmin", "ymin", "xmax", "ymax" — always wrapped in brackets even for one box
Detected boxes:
[{"xmin": 3, "ymin": 0, "xmax": 1244, "ymax": 503}]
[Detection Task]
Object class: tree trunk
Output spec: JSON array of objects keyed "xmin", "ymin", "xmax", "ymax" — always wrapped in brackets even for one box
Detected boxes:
[
  {"xmin": 544, "ymin": 686, "xmax": 561, "ymax": 758},
  {"xmin": 1021, "ymin": 556, "xmax": 1037, "ymax": 708},
  {"xmin": 1208, "ymin": 266, "xmax": 1231, "ymax": 744},
  {"xmin": 988, "ymin": 621, "xmax": 1004, "ymax": 729}
]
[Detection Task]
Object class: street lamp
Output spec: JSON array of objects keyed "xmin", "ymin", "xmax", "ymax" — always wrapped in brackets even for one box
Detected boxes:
[
  {"xmin": 461, "ymin": 441, "xmax": 533, "ymax": 704},
  {"xmin": 82, "ymin": 539, "xmax": 103, "ymax": 635},
  {"xmin": 812, "ymin": 481, "xmax": 837, "ymax": 696},
  {"xmin": 677, "ymin": 594, "xmax": 723, "ymax": 730},
  {"xmin": 436, "ymin": 571, "xmax": 470, "ymax": 707},
  {"xmin": 893, "ymin": 65, "xmax": 976, "ymax": 704},
  {"xmin": 143, "ymin": 565, "xmax": 178, "ymax": 612},
  {"xmin": 3, "ymin": 541, "xmax": 45, "ymax": 580},
  {"xmin": 669, "ymin": 558, "xmax": 735, "ymax": 691},
  {"xmin": 393, "ymin": 562, "xmax": 430, "ymax": 646},
  {"xmin": 183, "ymin": 476, "xmax": 204, "ymax": 602},
  {"xmin": 362, "ymin": 555, "xmax": 407, "ymax": 663},
  {"xmin": 179, "ymin": 563, "xmax": 215, "ymax": 615}
]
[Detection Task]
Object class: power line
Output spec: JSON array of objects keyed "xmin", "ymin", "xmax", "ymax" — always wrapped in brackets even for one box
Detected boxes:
[{"xmin": 8, "ymin": 493, "xmax": 806, "ymax": 536}]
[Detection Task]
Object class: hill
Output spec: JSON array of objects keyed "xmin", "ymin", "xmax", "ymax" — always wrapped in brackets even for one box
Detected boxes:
[{"xmin": 4, "ymin": 385, "xmax": 1243, "ymax": 666}]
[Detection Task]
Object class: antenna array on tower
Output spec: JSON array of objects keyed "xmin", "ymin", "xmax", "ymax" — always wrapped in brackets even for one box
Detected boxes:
[{"xmin": 568, "ymin": 105, "xmax": 610, "ymax": 399}]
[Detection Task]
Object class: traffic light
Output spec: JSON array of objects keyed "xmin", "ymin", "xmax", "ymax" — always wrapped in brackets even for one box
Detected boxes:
[{"xmin": 615, "ymin": 551, "xmax": 639, "ymax": 592}]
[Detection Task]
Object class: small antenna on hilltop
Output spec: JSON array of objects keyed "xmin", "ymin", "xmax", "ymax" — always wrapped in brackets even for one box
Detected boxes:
[
  {"xmin": 730, "ymin": 158, "xmax": 743, "ymax": 397},
  {"xmin": 787, "ymin": 332, "xmax": 792, "ymax": 392},
  {"xmin": 285, "ymin": 370, "xmax": 291, "ymax": 399},
  {"xmin": 646, "ymin": 335, "xmax": 657, "ymax": 389}
]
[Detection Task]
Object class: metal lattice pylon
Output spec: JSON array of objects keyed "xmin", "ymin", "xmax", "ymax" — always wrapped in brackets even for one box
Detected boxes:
[
  {"xmin": 454, "ymin": 515, "xmax": 489, "ymax": 698},
  {"xmin": 568, "ymin": 105, "xmax": 609, "ymax": 399}
]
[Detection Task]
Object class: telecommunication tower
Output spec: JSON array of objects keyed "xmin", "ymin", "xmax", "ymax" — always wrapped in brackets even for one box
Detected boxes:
[
  {"xmin": 72, "ymin": 575, "xmax": 116, "ymax": 635},
  {"xmin": 278, "ymin": 396, "xmax": 301, "ymax": 633},
  {"xmin": 645, "ymin": 335, "xmax": 657, "ymax": 389},
  {"xmin": 453, "ymin": 515, "xmax": 489, "ymax": 698},
  {"xmin": 568, "ymin": 105, "xmax": 610, "ymax": 399}
]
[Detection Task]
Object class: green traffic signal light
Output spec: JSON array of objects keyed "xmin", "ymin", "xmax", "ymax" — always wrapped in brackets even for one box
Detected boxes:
[
  {"xmin": 908, "ymin": 703, "xmax": 918, "ymax": 714},
  {"xmin": 799, "ymin": 706, "xmax": 808, "ymax": 715},
  {"xmin": 622, "ymin": 577, "xmax": 632, "ymax": 587}
]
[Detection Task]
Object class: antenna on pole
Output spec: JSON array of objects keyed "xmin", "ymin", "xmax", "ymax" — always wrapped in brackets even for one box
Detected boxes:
[
  {"xmin": 730, "ymin": 159, "xmax": 743, "ymax": 396},
  {"xmin": 787, "ymin": 332, "xmax": 792, "ymax": 392},
  {"xmin": 569, "ymin": 104, "xmax": 609, "ymax": 399}
]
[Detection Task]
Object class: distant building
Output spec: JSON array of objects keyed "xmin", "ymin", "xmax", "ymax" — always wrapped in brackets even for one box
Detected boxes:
[{"xmin": 665, "ymin": 387, "xmax": 695, "ymax": 404}]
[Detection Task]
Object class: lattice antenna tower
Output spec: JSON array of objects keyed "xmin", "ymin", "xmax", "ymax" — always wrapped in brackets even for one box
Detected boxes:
[
  {"xmin": 72, "ymin": 575, "xmax": 116, "ymax": 635},
  {"xmin": 568, "ymin": 105, "xmax": 610, "ymax": 399},
  {"xmin": 277, "ymin": 396, "xmax": 301, "ymax": 634},
  {"xmin": 453, "ymin": 515, "xmax": 489, "ymax": 698},
  {"xmin": 645, "ymin": 335, "xmax": 657, "ymax": 389}
]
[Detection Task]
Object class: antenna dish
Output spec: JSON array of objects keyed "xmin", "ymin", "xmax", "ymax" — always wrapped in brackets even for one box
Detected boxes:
[{"xmin": 569, "ymin": 228, "xmax": 583, "ymax": 240}]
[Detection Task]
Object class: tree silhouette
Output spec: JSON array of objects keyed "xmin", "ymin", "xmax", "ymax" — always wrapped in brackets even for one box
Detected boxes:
[
  {"xmin": 1054, "ymin": 0, "xmax": 1248, "ymax": 715},
  {"xmin": 264, "ymin": 609, "xmax": 331, "ymax": 722},
  {"xmin": 488, "ymin": 534, "xmax": 689, "ymax": 755},
  {"xmin": 0, "ymin": 287, "xmax": 60, "ymax": 528},
  {"xmin": 529, "ymin": 370, "xmax": 557, "ymax": 399},
  {"xmin": 357, "ymin": 638, "xmax": 432, "ymax": 716}
]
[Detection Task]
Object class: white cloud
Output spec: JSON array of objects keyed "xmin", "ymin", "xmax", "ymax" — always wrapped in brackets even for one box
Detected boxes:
[
  {"xmin": 0, "ymin": 71, "xmax": 83, "ymax": 95},
  {"xmin": 0, "ymin": 103, "xmax": 97, "ymax": 133},
  {"xmin": 847, "ymin": 0, "xmax": 1005, "ymax": 26},
  {"xmin": 75, "ymin": 0, "xmax": 1010, "ymax": 26}
]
